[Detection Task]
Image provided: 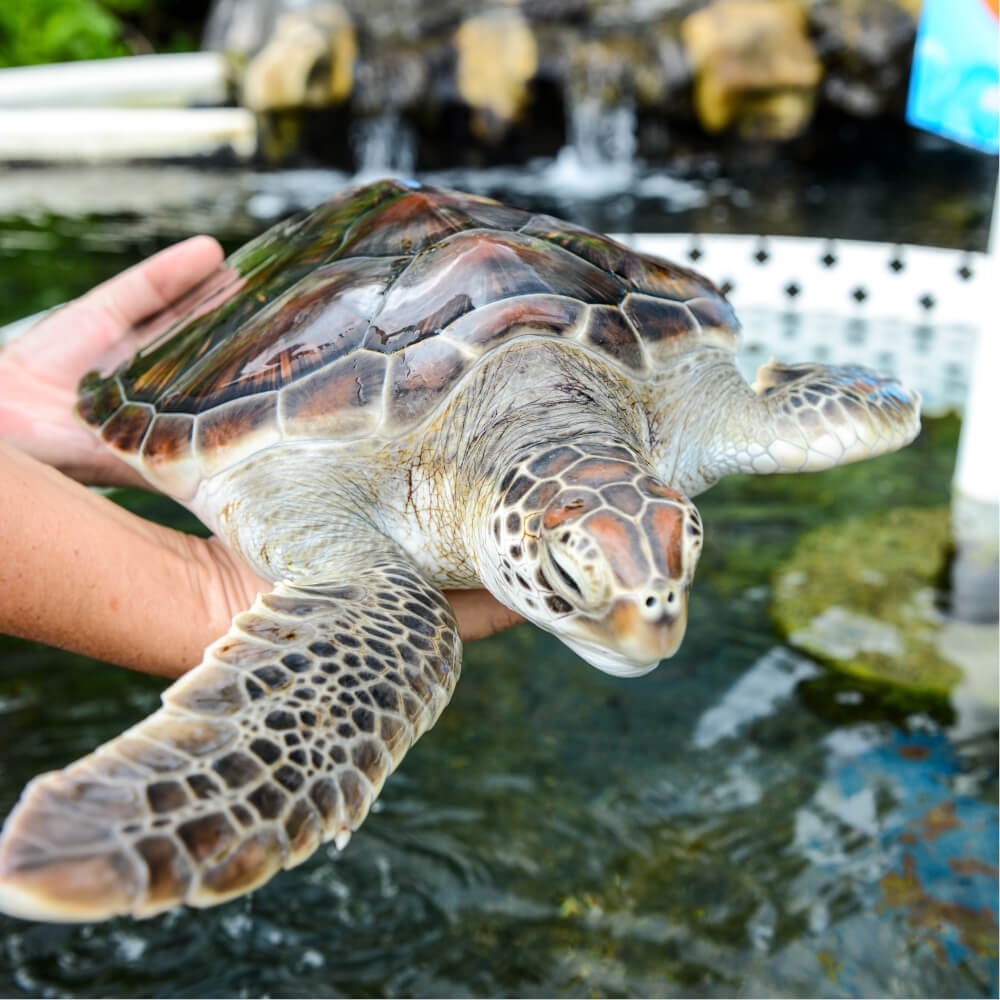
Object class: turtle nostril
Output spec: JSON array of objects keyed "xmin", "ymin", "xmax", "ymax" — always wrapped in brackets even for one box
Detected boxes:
[
  {"xmin": 645, "ymin": 596, "xmax": 657, "ymax": 608},
  {"xmin": 666, "ymin": 591, "xmax": 675, "ymax": 604}
]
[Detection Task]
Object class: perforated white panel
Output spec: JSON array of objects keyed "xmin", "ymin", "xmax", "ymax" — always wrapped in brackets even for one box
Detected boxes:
[{"xmin": 613, "ymin": 234, "xmax": 989, "ymax": 416}]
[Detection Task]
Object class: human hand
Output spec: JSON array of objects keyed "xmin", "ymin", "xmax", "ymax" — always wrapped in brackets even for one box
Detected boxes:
[
  {"xmin": 0, "ymin": 240, "xmax": 520, "ymax": 674},
  {"xmin": 0, "ymin": 236, "xmax": 224, "ymax": 488},
  {"xmin": 176, "ymin": 537, "xmax": 522, "ymax": 670}
]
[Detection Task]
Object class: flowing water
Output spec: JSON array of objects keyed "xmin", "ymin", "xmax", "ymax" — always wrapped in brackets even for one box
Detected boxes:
[{"xmin": 0, "ymin": 156, "xmax": 996, "ymax": 997}]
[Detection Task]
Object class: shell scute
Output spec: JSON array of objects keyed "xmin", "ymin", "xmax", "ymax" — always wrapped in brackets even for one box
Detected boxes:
[
  {"xmin": 140, "ymin": 414, "xmax": 198, "ymax": 499},
  {"xmin": 235, "ymin": 179, "xmax": 410, "ymax": 275},
  {"xmin": 441, "ymin": 191, "xmax": 534, "ymax": 230},
  {"xmin": 361, "ymin": 229, "xmax": 619, "ymax": 356},
  {"xmin": 100, "ymin": 402, "xmax": 154, "ymax": 454},
  {"xmin": 336, "ymin": 190, "xmax": 474, "ymax": 257},
  {"xmin": 195, "ymin": 393, "xmax": 281, "ymax": 478},
  {"xmin": 443, "ymin": 293, "xmax": 583, "ymax": 351},
  {"xmin": 77, "ymin": 376, "xmax": 124, "ymax": 428},
  {"xmin": 581, "ymin": 305, "xmax": 647, "ymax": 372},
  {"xmin": 520, "ymin": 214, "xmax": 629, "ymax": 272},
  {"xmin": 523, "ymin": 213, "xmax": 727, "ymax": 308},
  {"xmin": 385, "ymin": 339, "xmax": 468, "ymax": 431},
  {"xmin": 620, "ymin": 253, "xmax": 719, "ymax": 304},
  {"xmin": 279, "ymin": 352, "xmax": 388, "ymax": 440},
  {"xmin": 121, "ymin": 184, "xmax": 411, "ymax": 414},
  {"xmin": 152, "ymin": 256, "xmax": 405, "ymax": 414},
  {"xmin": 685, "ymin": 295, "xmax": 741, "ymax": 341},
  {"xmin": 621, "ymin": 295, "xmax": 702, "ymax": 364},
  {"xmin": 364, "ymin": 291, "xmax": 474, "ymax": 354}
]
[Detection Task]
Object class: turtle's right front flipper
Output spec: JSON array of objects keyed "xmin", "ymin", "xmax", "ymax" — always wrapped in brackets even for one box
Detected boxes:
[
  {"xmin": 0, "ymin": 565, "xmax": 461, "ymax": 922},
  {"xmin": 740, "ymin": 360, "xmax": 921, "ymax": 474}
]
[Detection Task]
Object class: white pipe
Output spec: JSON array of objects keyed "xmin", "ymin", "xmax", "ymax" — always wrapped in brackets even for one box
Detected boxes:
[
  {"xmin": 0, "ymin": 108, "xmax": 256, "ymax": 163},
  {"xmin": 0, "ymin": 53, "xmax": 230, "ymax": 108}
]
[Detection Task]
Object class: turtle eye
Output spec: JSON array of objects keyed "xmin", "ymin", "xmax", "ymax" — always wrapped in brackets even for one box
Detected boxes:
[{"xmin": 551, "ymin": 555, "xmax": 583, "ymax": 598}]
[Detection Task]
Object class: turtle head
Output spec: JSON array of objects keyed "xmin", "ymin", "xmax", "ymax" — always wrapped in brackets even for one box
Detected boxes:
[{"xmin": 484, "ymin": 449, "xmax": 703, "ymax": 678}]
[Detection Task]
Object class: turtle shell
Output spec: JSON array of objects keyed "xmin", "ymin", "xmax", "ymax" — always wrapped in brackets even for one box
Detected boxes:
[{"xmin": 78, "ymin": 179, "xmax": 739, "ymax": 496}]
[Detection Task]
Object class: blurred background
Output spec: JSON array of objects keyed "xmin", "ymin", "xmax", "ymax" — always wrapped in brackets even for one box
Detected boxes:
[
  {"xmin": 0, "ymin": 0, "xmax": 996, "ymax": 243},
  {"xmin": 0, "ymin": 1, "xmax": 997, "ymax": 997}
]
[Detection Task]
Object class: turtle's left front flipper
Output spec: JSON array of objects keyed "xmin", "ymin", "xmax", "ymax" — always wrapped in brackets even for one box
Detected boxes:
[
  {"xmin": 737, "ymin": 360, "xmax": 921, "ymax": 474},
  {"xmin": 0, "ymin": 564, "xmax": 461, "ymax": 922}
]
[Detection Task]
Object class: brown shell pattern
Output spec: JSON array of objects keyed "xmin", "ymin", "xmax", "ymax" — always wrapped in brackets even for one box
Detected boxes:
[{"xmin": 78, "ymin": 179, "xmax": 739, "ymax": 485}]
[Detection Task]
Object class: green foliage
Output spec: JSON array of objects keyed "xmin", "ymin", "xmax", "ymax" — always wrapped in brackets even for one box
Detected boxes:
[
  {"xmin": 0, "ymin": 0, "xmax": 126, "ymax": 67},
  {"xmin": 0, "ymin": 0, "xmax": 198, "ymax": 68}
]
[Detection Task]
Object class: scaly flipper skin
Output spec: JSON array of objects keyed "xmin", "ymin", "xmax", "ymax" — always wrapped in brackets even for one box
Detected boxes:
[
  {"xmin": 0, "ymin": 561, "xmax": 460, "ymax": 922},
  {"xmin": 740, "ymin": 360, "xmax": 921, "ymax": 474}
]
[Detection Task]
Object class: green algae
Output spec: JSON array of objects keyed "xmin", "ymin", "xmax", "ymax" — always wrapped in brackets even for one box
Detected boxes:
[{"xmin": 771, "ymin": 506, "xmax": 963, "ymax": 695}]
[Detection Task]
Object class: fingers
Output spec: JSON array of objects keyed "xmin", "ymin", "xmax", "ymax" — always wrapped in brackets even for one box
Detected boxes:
[
  {"xmin": 7, "ymin": 236, "xmax": 227, "ymax": 377},
  {"xmin": 444, "ymin": 589, "xmax": 523, "ymax": 642},
  {"xmin": 79, "ymin": 235, "xmax": 224, "ymax": 331}
]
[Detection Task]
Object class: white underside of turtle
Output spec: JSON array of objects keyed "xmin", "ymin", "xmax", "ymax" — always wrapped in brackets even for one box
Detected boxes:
[{"xmin": 0, "ymin": 181, "xmax": 920, "ymax": 922}]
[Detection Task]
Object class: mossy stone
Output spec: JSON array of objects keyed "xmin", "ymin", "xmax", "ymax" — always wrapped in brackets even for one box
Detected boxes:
[{"xmin": 771, "ymin": 506, "xmax": 962, "ymax": 695}]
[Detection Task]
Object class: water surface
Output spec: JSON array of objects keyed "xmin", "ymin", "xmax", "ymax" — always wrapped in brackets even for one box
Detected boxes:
[{"xmin": 0, "ymin": 181, "xmax": 995, "ymax": 998}]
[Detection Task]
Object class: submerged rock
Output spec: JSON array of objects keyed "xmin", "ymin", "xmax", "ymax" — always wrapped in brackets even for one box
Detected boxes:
[{"xmin": 772, "ymin": 507, "xmax": 967, "ymax": 695}]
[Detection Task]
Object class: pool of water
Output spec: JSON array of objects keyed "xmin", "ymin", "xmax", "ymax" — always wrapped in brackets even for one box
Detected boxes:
[{"xmin": 0, "ymin": 171, "xmax": 996, "ymax": 998}]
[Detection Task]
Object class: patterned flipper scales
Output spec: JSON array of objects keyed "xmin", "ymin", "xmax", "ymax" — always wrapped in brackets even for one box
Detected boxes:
[
  {"xmin": 0, "ymin": 564, "xmax": 460, "ymax": 921},
  {"xmin": 743, "ymin": 360, "xmax": 921, "ymax": 474}
]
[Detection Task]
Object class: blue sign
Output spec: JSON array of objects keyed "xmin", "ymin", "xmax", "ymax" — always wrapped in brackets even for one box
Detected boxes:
[{"xmin": 907, "ymin": 0, "xmax": 1000, "ymax": 153}]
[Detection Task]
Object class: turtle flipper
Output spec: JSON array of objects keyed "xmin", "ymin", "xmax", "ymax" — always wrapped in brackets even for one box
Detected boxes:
[
  {"xmin": 742, "ymin": 360, "xmax": 921, "ymax": 473},
  {"xmin": 0, "ymin": 567, "xmax": 460, "ymax": 922}
]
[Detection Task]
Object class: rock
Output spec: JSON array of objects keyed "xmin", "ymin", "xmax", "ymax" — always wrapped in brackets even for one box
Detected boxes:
[
  {"xmin": 241, "ymin": 3, "xmax": 356, "ymax": 112},
  {"xmin": 772, "ymin": 507, "xmax": 967, "ymax": 695},
  {"xmin": 454, "ymin": 10, "xmax": 539, "ymax": 140},
  {"xmin": 200, "ymin": 0, "xmax": 932, "ymax": 164},
  {"xmin": 680, "ymin": 0, "xmax": 822, "ymax": 139},
  {"xmin": 811, "ymin": 0, "xmax": 918, "ymax": 118}
]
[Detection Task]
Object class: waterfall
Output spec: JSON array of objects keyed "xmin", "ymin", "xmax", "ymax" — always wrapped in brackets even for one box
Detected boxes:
[
  {"xmin": 546, "ymin": 82, "xmax": 637, "ymax": 196},
  {"xmin": 350, "ymin": 113, "xmax": 416, "ymax": 180},
  {"xmin": 567, "ymin": 94, "xmax": 636, "ymax": 171}
]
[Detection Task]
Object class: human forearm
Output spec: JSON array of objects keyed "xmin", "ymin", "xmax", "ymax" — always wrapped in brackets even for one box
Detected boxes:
[
  {"xmin": 0, "ymin": 444, "xmax": 522, "ymax": 678},
  {"xmin": 0, "ymin": 443, "xmax": 268, "ymax": 678},
  {"xmin": 0, "ymin": 232, "xmax": 522, "ymax": 683}
]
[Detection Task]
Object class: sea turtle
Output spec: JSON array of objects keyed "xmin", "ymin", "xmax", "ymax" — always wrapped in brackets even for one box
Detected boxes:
[{"xmin": 0, "ymin": 180, "xmax": 919, "ymax": 922}]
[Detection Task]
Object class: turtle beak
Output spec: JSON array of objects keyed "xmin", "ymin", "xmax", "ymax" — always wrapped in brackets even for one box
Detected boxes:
[{"xmin": 562, "ymin": 592, "xmax": 688, "ymax": 677}]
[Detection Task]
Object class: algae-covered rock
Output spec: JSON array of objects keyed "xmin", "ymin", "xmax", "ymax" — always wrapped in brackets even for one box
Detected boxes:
[{"xmin": 772, "ymin": 507, "xmax": 964, "ymax": 695}]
